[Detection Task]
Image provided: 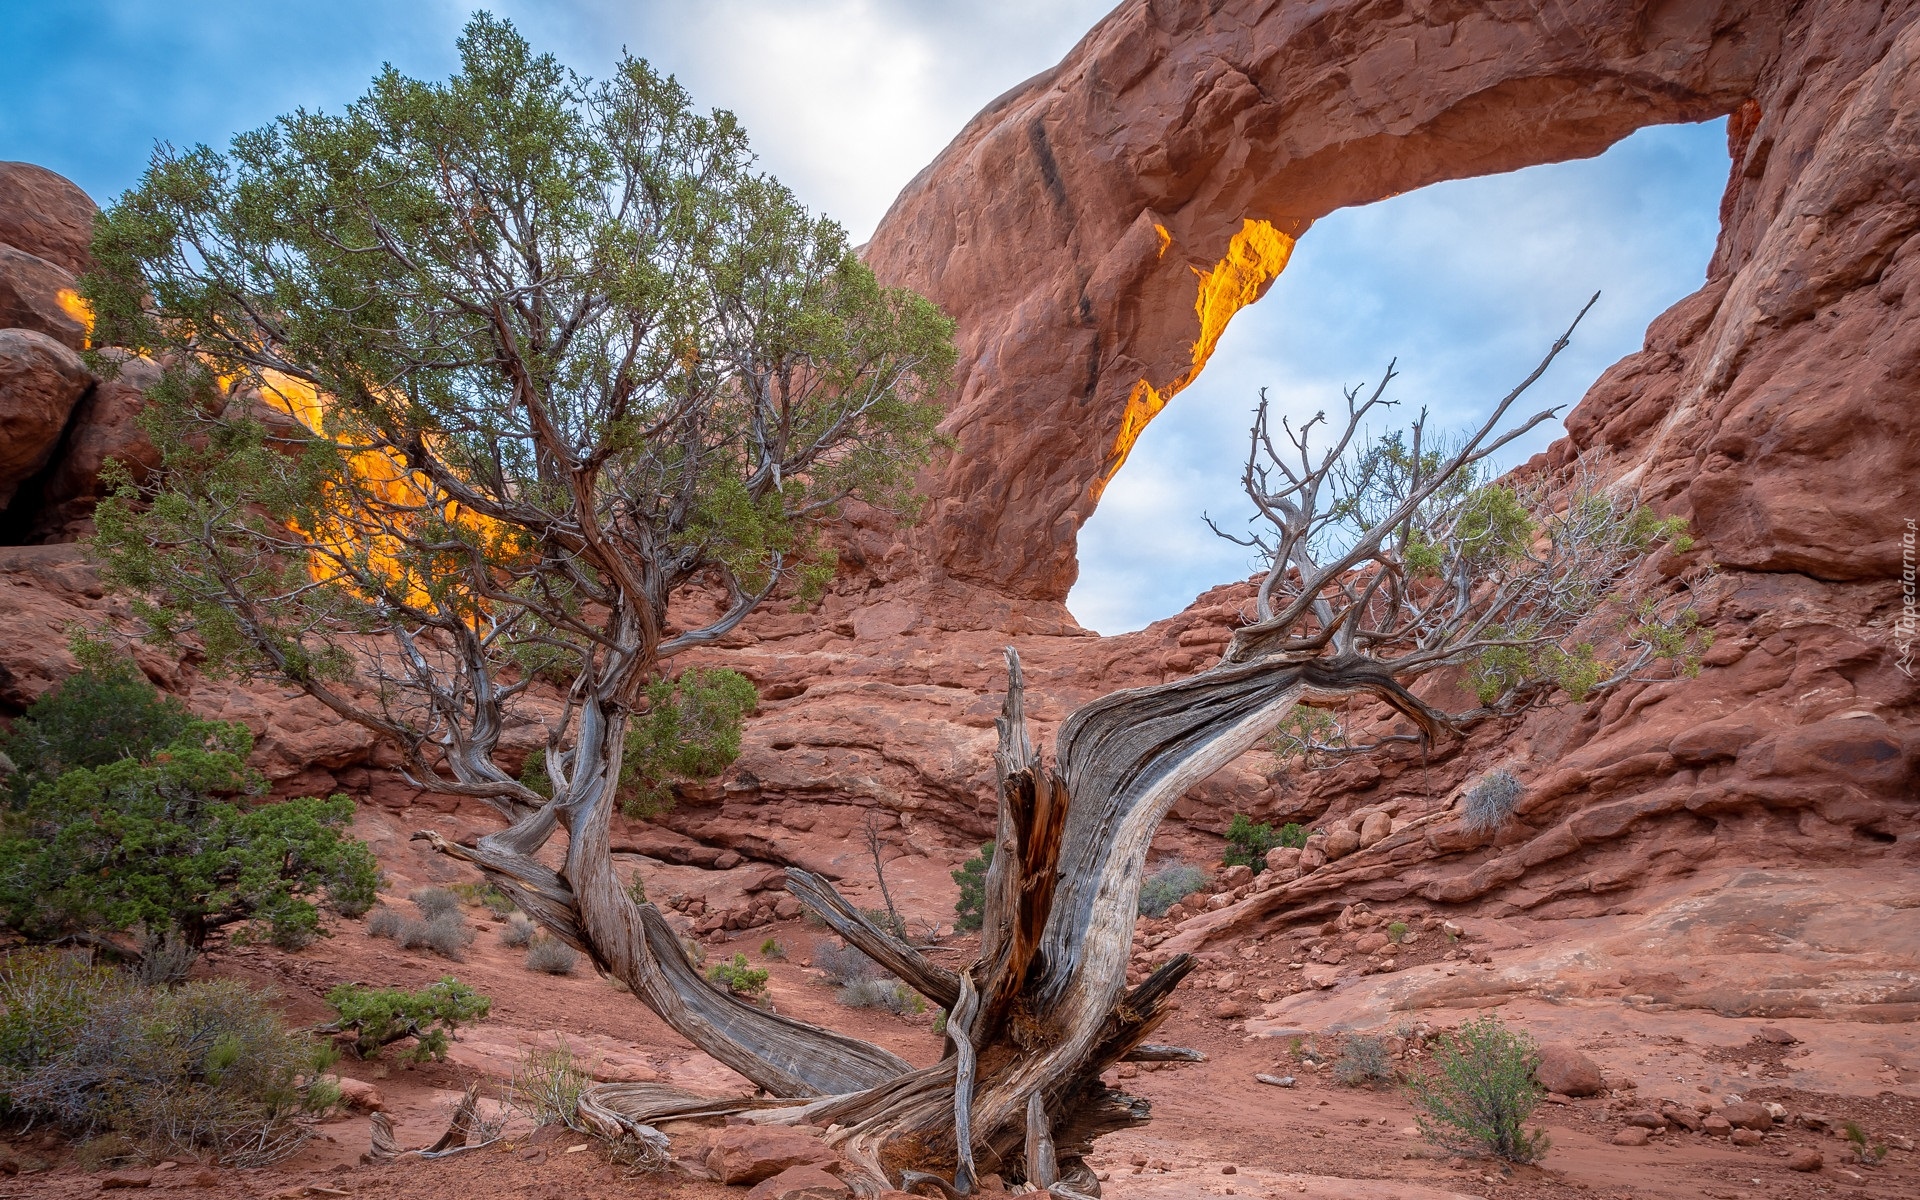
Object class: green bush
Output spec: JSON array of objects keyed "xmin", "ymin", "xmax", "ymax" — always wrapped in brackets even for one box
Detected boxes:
[
  {"xmin": 1222, "ymin": 813, "xmax": 1284, "ymax": 873},
  {"xmin": 1406, "ymin": 1014, "xmax": 1550, "ymax": 1163},
  {"xmin": 951, "ymin": 841, "xmax": 993, "ymax": 932},
  {"xmin": 1387, "ymin": 920, "xmax": 1410, "ymax": 943},
  {"xmin": 707, "ymin": 952, "xmax": 769, "ymax": 1001},
  {"xmin": 1137, "ymin": 862, "xmax": 1208, "ymax": 917},
  {"xmin": 619, "ymin": 668, "xmax": 758, "ymax": 818},
  {"xmin": 0, "ymin": 949, "xmax": 335, "ymax": 1165},
  {"xmin": 0, "ymin": 721, "xmax": 380, "ymax": 949},
  {"xmin": 0, "ymin": 633, "xmax": 196, "ymax": 806},
  {"xmin": 323, "ymin": 977, "xmax": 491, "ymax": 1061},
  {"xmin": 760, "ymin": 937, "xmax": 786, "ymax": 960}
]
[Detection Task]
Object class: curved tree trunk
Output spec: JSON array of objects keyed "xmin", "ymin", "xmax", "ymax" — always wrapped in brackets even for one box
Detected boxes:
[{"xmin": 425, "ymin": 648, "xmax": 1413, "ymax": 1192}]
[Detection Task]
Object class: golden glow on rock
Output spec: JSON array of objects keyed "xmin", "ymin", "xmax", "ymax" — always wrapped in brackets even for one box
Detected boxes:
[
  {"xmin": 55, "ymin": 288, "xmax": 94, "ymax": 345},
  {"xmin": 1092, "ymin": 218, "xmax": 1294, "ymax": 499},
  {"xmin": 258, "ymin": 371, "xmax": 508, "ymax": 614},
  {"xmin": 1153, "ymin": 222, "xmax": 1172, "ymax": 259}
]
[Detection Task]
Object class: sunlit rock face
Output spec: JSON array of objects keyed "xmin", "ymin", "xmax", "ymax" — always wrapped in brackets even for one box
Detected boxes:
[{"xmin": 1, "ymin": 0, "xmax": 1915, "ymax": 944}]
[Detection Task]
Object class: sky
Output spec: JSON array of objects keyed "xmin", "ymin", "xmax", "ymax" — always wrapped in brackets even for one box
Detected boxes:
[{"xmin": 0, "ymin": 1, "xmax": 1731, "ymax": 634}]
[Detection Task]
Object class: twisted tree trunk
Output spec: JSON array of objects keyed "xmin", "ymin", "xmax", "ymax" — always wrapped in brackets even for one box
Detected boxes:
[{"xmin": 424, "ymin": 647, "xmax": 1419, "ymax": 1193}]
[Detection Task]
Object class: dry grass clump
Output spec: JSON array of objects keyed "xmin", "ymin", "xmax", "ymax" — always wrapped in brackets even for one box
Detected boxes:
[
  {"xmin": 498, "ymin": 914, "xmax": 537, "ymax": 947},
  {"xmin": 525, "ymin": 937, "xmax": 578, "ymax": 975}
]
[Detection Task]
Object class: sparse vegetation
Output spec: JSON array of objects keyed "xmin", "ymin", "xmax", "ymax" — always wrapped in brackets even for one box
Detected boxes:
[
  {"xmin": 1334, "ymin": 1033, "xmax": 1395, "ymax": 1087},
  {"xmin": 396, "ymin": 911, "xmax": 474, "ymax": 961},
  {"xmin": 951, "ymin": 841, "xmax": 993, "ymax": 932},
  {"xmin": 366, "ymin": 906, "xmax": 406, "ymax": 940},
  {"xmin": 408, "ymin": 886, "xmax": 462, "ymax": 920},
  {"xmin": 130, "ymin": 927, "xmax": 200, "ymax": 987},
  {"xmin": 1387, "ymin": 921, "xmax": 1410, "ymax": 944},
  {"xmin": 760, "ymin": 937, "xmax": 786, "ymax": 960},
  {"xmin": 1406, "ymin": 1014, "xmax": 1550, "ymax": 1163},
  {"xmin": 1843, "ymin": 1121, "xmax": 1887, "ymax": 1166},
  {"xmin": 1462, "ymin": 769, "xmax": 1524, "ymax": 835},
  {"xmin": 838, "ymin": 977, "xmax": 927, "ymax": 1017},
  {"xmin": 813, "ymin": 940, "xmax": 883, "ymax": 987},
  {"xmin": 323, "ymin": 977, "xmax": 491, "ymax": 1061},
  {"xmin": 512, "ymin": 1039, "xmax": 591, "ymax": 1130},
  {"xmin": 526, "ymin": 937, "xmax": 579, "ymax": 976},
  {"xmin": 450, "ymin": 881, "xmax": 516, "ymax": 916},
  {"xmin": 707, "ymin": 953, "xmax": 769, "ymax": 1002},
  {"xmin": 625, "ymin": 873, "xmax": 648, "ymax": 906},
  {"xmin": 498, "ymin": 914, "xmax": 537, "ymax": 948},
  {"xmin": 1137, "ymin": 862, "xmax": 1209, "ymax": 917},
  {"xmin": 0, "ymin": 949, "xmax": 337, "ymax": 1165}
]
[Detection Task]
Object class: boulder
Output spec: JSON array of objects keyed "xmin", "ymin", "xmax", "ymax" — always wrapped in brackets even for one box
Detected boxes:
[
  {"xmin": 1353, "ymin": 932, "xmax": 1390, "ymax": 955},
  {"xmin": 0, "ymin": 245, "xmax": 88, "ymax": 350},
  {"xmin": 1219, "ymin": 863, "xmax": 1254, "ymax": 889},
  {"xmin": 1702, "ymin": 1115, "xmax": 1733, "ymax": 1137},
  {"xmin": 1730, "ymin": 1127, "xmax": 1765, "ymax": 1147},
  {"xmin": 706, "ymin": 1125, "xmax": 840, "ymax": 1185},
  {"xmin": 329, "ymin": 1075, "xmax": 385, "ymax": 1112},
  {"xmin": 1323, "ymin": 828, "xmax": 1361, "ymax": 860},
  {"xmin": 1533, "ymin": 1044, "xmax": 1604, "ymax": 1097},
  {"xmin": 0, "ymin": 328, "xmax": 91, "ymax": 508},
  {"xmin": 745, "ymin": 1164, "xmax": 853, "ymax": 1200},
  {"xmin": 1611, "ymin": 1126, "xmax": 1651, "ymax": 1147},
  {"xmin": 1787, "ymin": 1149, "xmax": 1823, "ymax": 1172},
  {"xmin": 0, "ymin": 161, "xmax": 98, "ymax": 275},
  {"xmin": 1357, "ymin": 811, "xmax": 1393, "ymax": 847},
  {"xmin": 1263, "ymin": 846, "xmax": 1301, "ymax": 872},
  {"xmin": 1719, "ymin": 1101, "xmax": 1773, "ymax": 1131}
]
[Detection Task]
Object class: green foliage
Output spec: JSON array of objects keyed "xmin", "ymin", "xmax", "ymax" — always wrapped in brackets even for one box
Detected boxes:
[
  {"xmin": 1842, "ymin": 1120, "xmax": 1887, "ymax": 1165},
  {"xmin": 1137, "ymin": 862, "xmax": 1209, "ymax": 918},
  {"xmin": 0, "ymin": 721, "xmax": 379, "ymax": 949},
  {"xmin": 1406, "ymin": 1014, "xmax": 1550, "ymax": 1163},
  {"xmin": 625, "ymin": 872, "xmax": 648, "ymax": 906},
  {"xmin": 619, "ymin": 668, "xmax": 757, "ymax": 819},
  {"xmin": 1223, "ymin": 813, "xmax": 1301, "ymax": 874},
  {"xmin": 1265, "ymin": 706, "xmax": 1347, "ymax": 769},
  {"xmin": 759, "ymin": 937, "xmax": 786, "ymax": 960},
  {"xmin": 0, "ymin": 949, "xmax": 336, "ymax": 1165},
  {"xmin": 323, "ymin": 977, "xmax": 491, "ymax": 1061},
  {"xmin": 1, "ymin": 631, "xmax": 197, "ymax": 805},
  {"xmin": 83, "ymin": 15, "xmax": 955, "ymax": 819},
  {"xmin": 951, "ymin": 841, "xmax": 993, "ymax": 932},
  {"xmin": 1387, "ymin": 921, "xmax": 1410, "ymax": 944},
  {"xmin": 449, "ymin": 881, "xmax": 515, "ymax": 916},
  {"xmin": 706, "ymin": 952, "xmax": 769, "ymax": 1001}
]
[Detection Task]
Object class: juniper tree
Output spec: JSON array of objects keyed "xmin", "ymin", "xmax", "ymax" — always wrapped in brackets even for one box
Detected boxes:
[{"xmin": 85, "ymin": 15, "xmax": 1704, "ymax": 1194}]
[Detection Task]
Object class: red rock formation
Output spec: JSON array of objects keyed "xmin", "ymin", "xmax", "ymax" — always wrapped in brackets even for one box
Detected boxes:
[
  {"xmin": 0, "ymin": 160, "xmax": 98, "ymax": 276},
  {"xmin": 0, "ymin": 1, "xmax": 1914, "ymax": 972}
]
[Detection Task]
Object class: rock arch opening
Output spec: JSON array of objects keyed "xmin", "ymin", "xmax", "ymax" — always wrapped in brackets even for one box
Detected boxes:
[{"xmin": 1067, "ymin": 119, "xmax": 1733, "ymax": 634}]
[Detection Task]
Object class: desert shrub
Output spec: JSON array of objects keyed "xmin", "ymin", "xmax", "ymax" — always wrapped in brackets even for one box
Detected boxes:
[
  {"xmin": 619, "ymin": 668, "xmax": 758, "ymax": 819},
  {"xmin": 707, "ymin": 953, "xmax": 769, "ymax": 1001},
  {"xmin": 760, "ymin": 937, "xmax": 786, "ymax": 960},
  {"xmin": 366, "ymin": 907, "xmax": 407, "ymax": 939},
  {"xmin": 450, "ymin": 881, "xmax": 516, "ymax": 916},
  {"xmin": 513, "ymin": 1039, "xmax": 590, "ymax": 1129},
  {"xmin": 625, "ymin": 873, "xmax": 648, "ymax": 906},
  {"xmin": 1387, "ymin": 921, "xmax": 1410, "ymax": 943},
  {"xmin": 498, "ymin": 914, "xmax": 537, "ymax": 947},
  {"xmin": 0, "ymin": 949, "xmax": 334, "ymax": 1165},
  {"xmin": 1334, "ymin": 1033, "xmax": 1395, "ymax": 1087},
  {"xmin": 323, "ymin": 977, "xmax": 491, "ymax": 1061},
  {"xmin": 837, "ymin": 977, "xmax": 925, "ymax": 1016},
  {"xmin": 526, "ymin": 937, "xmax": 579, "ymax": 975},
  {"xmin": 0, "ymin": 720, "xmax": 380, "ymax": 950},
  {"xmin": 950, "ymin": 841, "xmax": 993, "ymax": 932},
  {"xmin": 1842, "ymin": 1121, "xmax": 1888, "ymax": 1165},
  {"xmin": 409, "ymin": 886, "xmax": 462, "ymax": 920},
  {"xmin": 0, "ymin": 633, "xmax": 196, "ymax": 806},
  {"xmin": 130, "ymin": 927, "xmax": 200, "ymax": 987},
  {"xmin": 1223, "ymin": 813, "xmax": 1288, "ymax": 873},
  {"xmin": 1462, "ymin": 770, "xmax": 1523, "ymax": 834},
  {"xmin": 396, "ymin": 911, "xmax": 472, "ymax": 961},
  {"xmin": 813, "ymin": 939, "xmax": 883, "ymax": 987},
  {"xmin": 1137, "ymin": 862, "xmax": 1209, "ymax": 917},
  {"xmin": 1406, "ymin": 1014, "xmax": 1550, "ymax": 1163}
]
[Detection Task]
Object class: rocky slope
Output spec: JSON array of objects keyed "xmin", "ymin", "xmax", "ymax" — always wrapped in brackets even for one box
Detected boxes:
[{"xmin": 0, "ymin": 0, "xmax": 1916, "ymax": 1034}]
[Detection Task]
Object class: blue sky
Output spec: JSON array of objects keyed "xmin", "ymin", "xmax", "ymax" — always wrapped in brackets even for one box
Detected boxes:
[{"xmin": 1, "ymin": 2, "xmax": 1729, "ymax": 634}]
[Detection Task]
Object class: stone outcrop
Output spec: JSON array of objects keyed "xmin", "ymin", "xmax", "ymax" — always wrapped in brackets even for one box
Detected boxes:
[{"xmin": 0, "ymin": 1, "xmax": 1915, "ymax": 998}]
